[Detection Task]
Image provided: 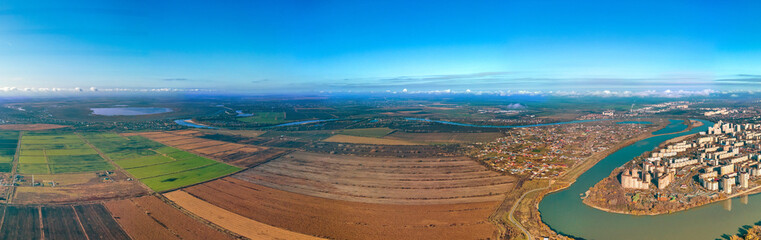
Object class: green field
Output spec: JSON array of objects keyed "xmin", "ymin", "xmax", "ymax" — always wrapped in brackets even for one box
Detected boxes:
[
  {"xmin": 0, "ymin": 131, "xmax": 18, "ymax": 172},
  {"xmin": 238, "ymin": 112, "xmax": 289, "ymax": 124},
  {"xmin": 18, "ymin": 164, "xmax": 50, "ymax": 174},
  {"xmin": 19, "ymin": 155, "xmax": 46, "ymax": 164},
  {"xmin": 114, "ymin": 155, "xmax": 174, "ymax": 169},
  {"xmin": 17, "ymin": 132, "xmax": 114, "ymax": 174},
  {"xmin": 140, "ymin": 163, "xmax": 240, "ymax": 192},
  {"xmin": 83, "ymin": 133, "xmax": 242, "ymax": 192}
]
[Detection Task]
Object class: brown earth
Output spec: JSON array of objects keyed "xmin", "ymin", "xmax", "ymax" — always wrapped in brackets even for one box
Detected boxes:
[
  {"xmin": 42, "ymin": 206, "xmax": 89, "ymax": 239},
  {"xmin": 73, "ymin": 204, "xmax": 131, "ymax": 240},
  {"xmin": 384, "ymin": 132, "xmax": 503, "ymax": 144},
  {"xmin": 105, "ymin": 199, "xmax": 180, "ymax": 240},
  {"xmin": 134, "ymin": 131, "xmax": 287, "ymax": 168},
  {"xmin": 322, "ymin": 134, "xmax": 421, "ymax": 145},
  {"xmin": 105, "ymin": 196, "xmax": 234, "ymax": 240},
  {"xmin": 236, "ymin": 151, "xmax": 515, "ymax": 204},
  {"xmin": 13, "ymin": 181, "xmax": 147, "ymax": 204},
  {"xmin": 0, "ymin": 124, "xmax": 69, "ymax": 131},
  {"xmin": 181, "ymin": 177, "xmax": 500, "ymax": 240},
  {"xmin": 0, "ymin": 206, "xmax": 41, "ymax": 239},
  {"xmin": 164, "ymin": 190, "xmax": 323, "ymax": 240},
  {"xmin": 131, "ymin": 196, "xmax": 234, "ymax": 240}
]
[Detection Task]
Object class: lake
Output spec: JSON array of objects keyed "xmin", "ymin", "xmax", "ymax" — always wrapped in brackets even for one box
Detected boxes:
[
  {"xmin": 91, "ymin": 107, "xmax": 172, "ymax": 116},
  {"xmin": 538, "ymin": 119, "xmax": 761, "ymax": 239}
]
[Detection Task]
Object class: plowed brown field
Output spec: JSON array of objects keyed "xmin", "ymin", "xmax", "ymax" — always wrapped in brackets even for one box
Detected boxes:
[
  {"xmin": 164, "ymin": 190, "xmax": 323, "ymax": 240},
  {"xmin": 105, "ymin": 196, "xmax": 233, "ymax": 240},
  {"xmin": 236, "ymin": 151, "xmax": 515, "ymax": 204},
  {"xmin": 181, "ymin": 177, "xmax": 500, "ymax": 240},
  {"xmin": 134, "ymin": 131, "xmax": 288, "ymax": 168}
]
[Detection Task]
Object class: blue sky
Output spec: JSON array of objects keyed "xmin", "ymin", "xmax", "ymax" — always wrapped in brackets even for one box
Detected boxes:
[{"xmin": 1, "ymin": 0, "xmax": 761, "ymax": 93}]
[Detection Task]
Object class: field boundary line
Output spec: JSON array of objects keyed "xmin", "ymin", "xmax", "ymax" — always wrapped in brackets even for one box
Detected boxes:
[
  {"xmin": 38, "ymin": 206, "xmax": 44, "ymax": 240},
  {"xmin": 0, "ymin": 206, "xmax": 6, "ymax": 234},
  {"xmin": 7, "ymin": 131, "xmax": 23, "ymax": 203},
  {"xmin": 71, "ymin": 205, "xmax": 91, "ymax": 240}
]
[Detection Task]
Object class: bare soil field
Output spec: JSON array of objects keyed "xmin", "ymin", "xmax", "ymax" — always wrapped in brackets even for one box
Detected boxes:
[
  {"xmin": 303, "ymin": 141, "xmax": 464, "ymax": 157},
  {"xmin": 42, "ymin": 206, "xmax": 89, "ymax": 239},
  {"xmin": 13, "ymin": 181, "xmax": 147, "ymax": 204},
  {"xmin": 130, "ymin": 196, "xmax": 234, "ymax": 240},
  {"xmin": 235, "ymin": 151, "xmax": 515, "ymax": 204},
  {"xmin": 322, "ymin": 134, "xmax": 420, "ymax": 145},
  {"xmin": 181, "ymin": 177, "xmax": 501, "ymax": 240},
  {"xmin": 74, "ymin": 204, "xmax": 131, "ymax": 240},
  {"xmin": 0, "ymin": 204, "xmax": 129, "ymax": 240},
  {"xmin": 135, "ymin": 131, "xmax": 288, "ymax": 168},
  {"xmin": 104, "ymin": 199, "xmax": 180, "ymax": 240},
  {"xmin": 105, "ymin": 196, "xmax": 234, "ymax": 240},
  {"xmin": 164, "ymin": 190, "xmax": 323, "ymax": 240},
  {"xmin": 0, "ymin": 124, "xmax": 69, "ymax": 131},
  {"xmin": 384, "ymin": 132, "xmax": 503, "ymax": 144},
  {"xmin": 0, "ymin": 206, "xmax": 41, "ymax": 239}
]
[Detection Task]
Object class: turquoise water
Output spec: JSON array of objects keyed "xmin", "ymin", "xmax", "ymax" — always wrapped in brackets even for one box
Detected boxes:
[
  {"xmin": 270, "ymin": 119, "xmax": 337, "ymax": 127},
  {"xmin": 404, "ymin": 118, "xmax": 607, "ymax": 128},
  {"xmin": 616, "ymin": 121, "xmax": 653, "ymax": 125},
  {"xmin": 538, "ymin": 119, "xmax": 761, "ymax": 239},
  {"xmin": 91, "ymin": 107, "xmax": 172, "ymax": 116},
  {"xmin": 174, "ymin": 119, "xmax": 216, "ymax": 129},
  {"xmin": 651, "ymin": 119, "xmax": 689, "ymax": 135}
]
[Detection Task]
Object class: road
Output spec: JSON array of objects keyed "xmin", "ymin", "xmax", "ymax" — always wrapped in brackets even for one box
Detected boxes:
[{"xmin": 508, "ymin": 185, "xmax": 549, "ymax": 240}]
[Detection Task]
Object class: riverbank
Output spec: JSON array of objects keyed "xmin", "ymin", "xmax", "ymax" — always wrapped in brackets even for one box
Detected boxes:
[{"xmin": 584, "ymin": 175, "xmax": 761, "ymax": 216}]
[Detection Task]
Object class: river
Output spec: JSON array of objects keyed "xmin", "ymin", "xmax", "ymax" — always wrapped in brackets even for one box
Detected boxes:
[{"xmin": 538, "ymin": 119, "xmax": 761, "ymax": 239}]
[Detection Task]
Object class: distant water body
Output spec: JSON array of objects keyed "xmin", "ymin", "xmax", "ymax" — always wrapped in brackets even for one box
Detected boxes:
[
  {"xmin": 616, "ymin": 121, "xmax": 653, "ymax": 124},
  {"xmin": 174, "ymin": 119, "xmax": 216, "ymax": 129},
  {"xmin": 404, "ymin": 118, "xmax": 606, "ymax": 128},
  {"xmin": 537, "ymin": 119, "xmax": 761, "ymax": 239},
  {"xmin": 270, "ymin": 119, "xmax": 337, "ymax": 127},
  {"xmin": 91, "ymin": 107, "xmax": 172, "ymax": 116}
]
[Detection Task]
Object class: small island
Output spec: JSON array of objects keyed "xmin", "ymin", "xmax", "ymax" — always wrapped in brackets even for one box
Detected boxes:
[{"xmin": 584, "ymin": 120, "xmax": 761, "ymax": 215}]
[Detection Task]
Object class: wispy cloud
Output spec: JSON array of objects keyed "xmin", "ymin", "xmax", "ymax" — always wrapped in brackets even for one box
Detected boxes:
[
  {"xmin": 326, "ymin": 72, "xmax": 716, "ymax": 90},
  {"xmin": 162, "ymin": 78, "xmax": 189, "ymax": 81}
]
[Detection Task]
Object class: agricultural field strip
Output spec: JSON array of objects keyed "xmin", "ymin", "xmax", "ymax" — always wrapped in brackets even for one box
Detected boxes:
[
  {"xmin": 239, "ymin": 174, "xmax": 511, "ymax": 203},
  {"xmin": 16, "ymin": 133, "xmax": 113, "ymax": 175},
  {"xmin": 245, "ymin": 167, "xmax": 516, "ymax": 189},
  {"xmin": 182, "ymin": 178, "xmax": 501, "ymax": 239},
  {"xmin": 85, "ymin": 133, "xmax": 242, "ymax": 192},
  {"xmin": 164, "ymin": 190, "xmax": 324, "ymax": 240},
  {"xmin": 0, "ymin": 206, "xmax": 40, "ymax": 239},
  {"xmin": 261, "ymin": 160, "xmax": 489, "ymax": 174},
  {"xmin": 235, "ymin": 151, "xmax": 514, "ymax": 204},
  {"xmin": 249, "ymin": 162, "xmax": 502, "ymax": 180},
  {"xmin": 130, "ymin": 196, "xmax": 235, "ymax": 240},
  {"xmin": 104, "ymin": 199, "xmax": 180, "ymax": 240},
  {"xmin": 73, "ymin": 204, "xmax": 132, "ymax": 240},
  {"xmin": 135, "ymin": 131, "xmax": 280, "ymax": 168}
]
